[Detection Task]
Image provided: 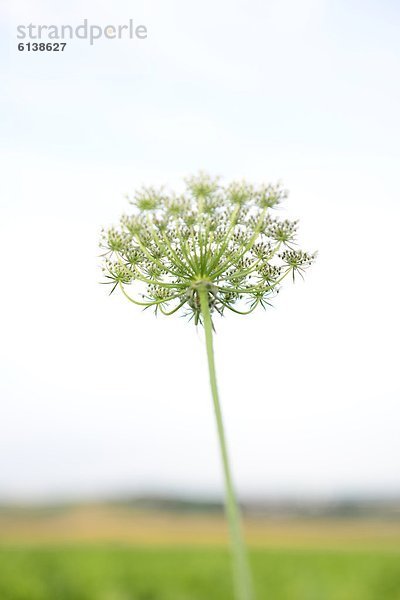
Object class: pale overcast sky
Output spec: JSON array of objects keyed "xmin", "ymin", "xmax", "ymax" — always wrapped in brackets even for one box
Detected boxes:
[{"xmin": 0, "ymin": 0, "xmax": 399, "ymax": 501}]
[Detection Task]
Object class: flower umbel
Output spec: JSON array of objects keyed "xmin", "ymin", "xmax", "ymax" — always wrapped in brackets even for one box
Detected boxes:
[{"xmin": 100, "ymin": 173, "xmax": 315, "ymax": 323}]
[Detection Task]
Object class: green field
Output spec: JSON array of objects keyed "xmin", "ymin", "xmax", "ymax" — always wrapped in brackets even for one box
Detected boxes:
[
  {"xmin": 0, "ymin": 546, "xmax": 399, "ymax": 600},
  {"xmin": 1, "ymin": 507, "xmax": 400, "ymax": 599}
]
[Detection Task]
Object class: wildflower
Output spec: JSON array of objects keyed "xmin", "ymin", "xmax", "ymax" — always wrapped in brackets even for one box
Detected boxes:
[
  {"xmin": 100, "ymin": 173, "xmax": 315, "ymax": 323},
  {"xmin": 100, "ymin": 173, "xmax": 315, "ymax": 600}
]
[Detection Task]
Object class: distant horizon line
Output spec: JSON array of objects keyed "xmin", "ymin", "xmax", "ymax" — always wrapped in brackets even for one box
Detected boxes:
[{"xmin": 1, "ymin": 490, "xmax": 400, "ymax": 507}]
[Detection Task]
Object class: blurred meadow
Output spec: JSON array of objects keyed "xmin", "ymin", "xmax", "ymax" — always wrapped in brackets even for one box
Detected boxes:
[{"xmin": 1, "ymin": 500, "xmax": 400, "ymax": 599}]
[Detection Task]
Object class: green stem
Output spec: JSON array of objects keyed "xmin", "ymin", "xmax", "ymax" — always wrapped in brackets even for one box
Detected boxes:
[{"xmin": 198, "ymin": 286, "xmax": 254, "ymax": 600}]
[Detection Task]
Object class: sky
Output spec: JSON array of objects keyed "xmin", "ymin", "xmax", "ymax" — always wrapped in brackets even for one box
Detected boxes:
[{"xmin": 0, "ymin": 0, "xmax": 399, "ymax": 502}]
